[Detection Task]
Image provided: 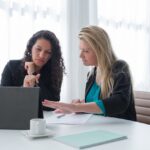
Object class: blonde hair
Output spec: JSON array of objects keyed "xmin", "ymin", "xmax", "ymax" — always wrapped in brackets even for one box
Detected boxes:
[{"xmin": 79, "ymin": 25, "xmax": 117, "ymax": 99}]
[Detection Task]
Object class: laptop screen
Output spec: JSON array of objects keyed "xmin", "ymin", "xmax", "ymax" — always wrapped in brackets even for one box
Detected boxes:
[{"xmin": 0, "ymin": 87, "xmax": 40, "ymax": 129}]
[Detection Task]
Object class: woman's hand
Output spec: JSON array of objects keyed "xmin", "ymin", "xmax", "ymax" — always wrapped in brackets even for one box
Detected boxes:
[
  {"xmin": 42, "ymin": 100, "xmax": 77, "ymax": 114},
  {"xmin": 24, "ymin": 62, "xmax": 35, "ymax": 75},
  {"xmin": 71, "ymin": 99, "xmax": 85, "ymax": 114},
  {"xmin": 23, "ymin": 74, "xmax": 40, "ymax": 87},
  {"xmin": 72, "ymin": 99, "xmax": 85, "ymax": 104},
  {"xmin": 42, "ymin": 99, "xmax": 102, "ymax": 114}
]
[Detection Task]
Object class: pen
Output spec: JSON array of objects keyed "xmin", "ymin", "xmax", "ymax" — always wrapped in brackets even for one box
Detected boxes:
[{"xmin": 56, "ymin": 114, "xmax": 65, "ymax": 118}]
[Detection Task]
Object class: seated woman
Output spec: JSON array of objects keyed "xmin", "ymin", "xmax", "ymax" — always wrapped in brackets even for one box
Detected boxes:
[
  {"xmin": 1, "ymin": 30, "xmax": 65, "ymax": 117},
  {"xmin": 42, "ymin": 26, "xmax": 136, "ymax": 121}
]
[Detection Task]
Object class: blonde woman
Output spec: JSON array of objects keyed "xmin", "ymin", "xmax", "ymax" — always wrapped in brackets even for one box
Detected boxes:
[{"xmin": 43, "ymin": 26, "xmax": 136, "ymax": 121}]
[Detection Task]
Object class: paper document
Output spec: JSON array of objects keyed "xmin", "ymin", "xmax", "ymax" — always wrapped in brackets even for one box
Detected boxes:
[
  {"xmin": 46, "ymin": 113, "xmax": 93, "ymax": 125},
  {"xmin": 53, "ymin": 130, "xmax": 127, "ymax": 149}
]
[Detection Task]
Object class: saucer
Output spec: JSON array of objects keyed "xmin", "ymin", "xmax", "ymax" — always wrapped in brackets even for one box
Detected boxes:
[{"xmin": 22, "ymin": 129, "xmax": 53, "ymax": 138}]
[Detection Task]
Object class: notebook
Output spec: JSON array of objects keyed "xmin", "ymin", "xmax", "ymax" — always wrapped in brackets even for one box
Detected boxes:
[
  {"xmin": 0, "ymin": 86, "xmax": 41, "ymax": 130},
  {"xmin": 53, "ymin": 130, "xmax": 127, "ymax": 149}
]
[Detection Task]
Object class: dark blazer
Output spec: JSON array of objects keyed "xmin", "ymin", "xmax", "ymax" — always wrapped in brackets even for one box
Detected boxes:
[
  {"xmin": 1, "ymin": 60, "xmax": 61, "ymax": 116},
  {"xmin": 85, "ymin": 60, "xmax": 137, "ymax": 121}
]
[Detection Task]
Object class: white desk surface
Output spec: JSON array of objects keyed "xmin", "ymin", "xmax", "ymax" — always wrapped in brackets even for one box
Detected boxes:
[{"xmin": 1, "ymin": 111, "xmax": 150, "ymax": 150}]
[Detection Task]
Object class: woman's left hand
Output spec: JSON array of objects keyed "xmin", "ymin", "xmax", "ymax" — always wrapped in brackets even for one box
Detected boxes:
[
  {"xmin": 24, "ymin": 62, "xmax": 35, "ymax": 75},
  {"xmin": 23, "ymin": 74, "xmax": 40, "ymax": 87},
  {"xmin": 42, "ymin": 100, "xmax": 77, "ymax": 114}
]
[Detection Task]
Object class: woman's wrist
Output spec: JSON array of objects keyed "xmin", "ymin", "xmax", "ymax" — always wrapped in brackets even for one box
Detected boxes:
[
  {"xmin": 74, "ymin": 102, "xmax": 102, "ymax": 114},
  {"xmin": 73, "ymin": 103, "xmax": 82, "ymax": 113}
]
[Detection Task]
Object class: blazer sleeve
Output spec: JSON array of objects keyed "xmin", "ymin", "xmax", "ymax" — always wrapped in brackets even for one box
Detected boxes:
[
  {"xmin": 102, "ymin": 71, "xmax": 132, "ymax": 116},
  {"xmin": 39, "ymin": 83, "xmax": 60, "ymax": 101},
  {"xmin": 1, "ymin": 61, "xmax": 13, "ymax": 86},
  {"xmin": 39, "ymin": 79, "xmax": 60, "ymax": 111},
  {"xmin": 40, "ymin": 88, "xmax": 59, "ymax": 111}
]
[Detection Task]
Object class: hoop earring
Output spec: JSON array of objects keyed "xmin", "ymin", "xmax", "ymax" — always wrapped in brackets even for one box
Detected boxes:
[{"xmin": 25, "ymin": 51, "xmax": 32, "ymax": 61}]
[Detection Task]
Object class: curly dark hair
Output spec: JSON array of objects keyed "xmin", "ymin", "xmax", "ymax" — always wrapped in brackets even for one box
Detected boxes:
[{"xmin": 23, "ymin": 30, "xmax": 65, "ymax": 93}]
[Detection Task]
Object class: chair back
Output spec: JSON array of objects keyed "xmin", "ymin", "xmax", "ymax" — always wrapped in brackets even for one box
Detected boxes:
[{"xmin": 134, "ymin": 91, "xmax": 150, "ymax": 124}]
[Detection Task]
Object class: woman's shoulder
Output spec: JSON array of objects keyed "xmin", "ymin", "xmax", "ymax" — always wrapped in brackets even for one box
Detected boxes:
[
  {"xmin": 6, "ymin": 59, "xmax": 23, "ymax": 69},
  {"xmin": 111, "ymin": 60, "xmax": 130, "ymax": 74},
  {"xmin": 7, "ymin": 59, "xmax": 22, "ymax": 65}
]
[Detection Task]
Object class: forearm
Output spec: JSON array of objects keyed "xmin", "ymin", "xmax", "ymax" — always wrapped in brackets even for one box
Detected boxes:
[{"xmin": 75, "ymin": 102, "xmax": 102, "ymax": 114}]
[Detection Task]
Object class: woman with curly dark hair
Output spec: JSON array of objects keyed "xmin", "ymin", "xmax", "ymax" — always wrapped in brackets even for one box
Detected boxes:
[{"xmin": 1, "ymin": 30, "xmax": 65, "ymax": 117}]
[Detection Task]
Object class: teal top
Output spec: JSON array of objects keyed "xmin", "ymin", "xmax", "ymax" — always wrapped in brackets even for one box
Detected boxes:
[{"xmin": 86, "ymin": 82, "xmax": 105, "ymax": 115}]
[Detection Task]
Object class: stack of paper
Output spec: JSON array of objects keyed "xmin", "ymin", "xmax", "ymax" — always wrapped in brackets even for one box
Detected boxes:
[
  {"xmin": 53, "ymin": 130, "xmax": 127, "ymax": 149},
  {"xmin": 46, "ymin": 113, "xmax": 93, "ymax": 125}
]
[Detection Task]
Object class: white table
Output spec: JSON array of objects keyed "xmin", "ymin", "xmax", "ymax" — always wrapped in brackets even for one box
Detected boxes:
[{"xmin": 1, "ymin": 111, "xmax": 150, "ymax": 150}]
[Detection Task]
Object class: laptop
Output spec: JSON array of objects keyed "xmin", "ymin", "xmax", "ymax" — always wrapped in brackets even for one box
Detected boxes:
[{"xmin": 0, "ymin": 86, "xmax": 41, "ymax": 130}]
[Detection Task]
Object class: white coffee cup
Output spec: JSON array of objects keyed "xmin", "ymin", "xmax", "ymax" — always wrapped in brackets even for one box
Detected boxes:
[{"xmin": 30, "ymin": 118, "xmax": 46, "ymax": 135}]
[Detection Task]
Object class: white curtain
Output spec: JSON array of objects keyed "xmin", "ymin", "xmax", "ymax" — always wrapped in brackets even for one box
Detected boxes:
[
  {"xmin": 97, "ymin": 0, "xmax": 150, "ymax": 92},
  {"xmin": 61, "ymin": 0, "xmax": 97, "ymax": 101}
]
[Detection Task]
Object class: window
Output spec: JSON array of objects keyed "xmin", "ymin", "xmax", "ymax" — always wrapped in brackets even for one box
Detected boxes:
[
  {"xmin": 97, "ymin": 0, "xmax": 150, "ymax": 91},
  {"xmin": 0, "ymin": 0, "xmax": 66, "ymax": 78}
]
